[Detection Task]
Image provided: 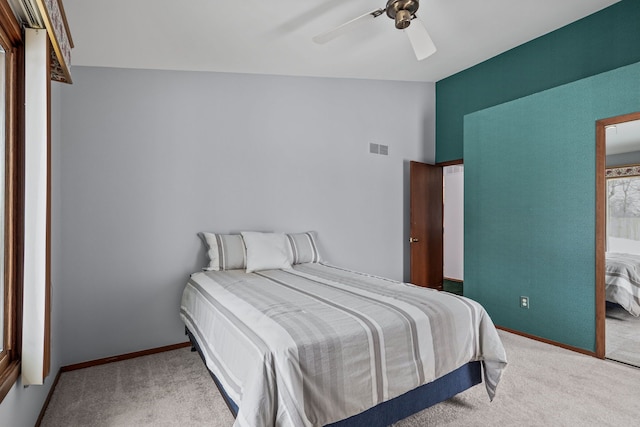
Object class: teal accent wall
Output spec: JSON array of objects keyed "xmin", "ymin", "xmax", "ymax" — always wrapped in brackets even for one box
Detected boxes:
[
  {"xmin": 464, "ymin": 62, "xmax": 640, "ymax": 352},
  {"xmin": 436, "ymin": 0, "xmax": 640, "ymax": 163}
]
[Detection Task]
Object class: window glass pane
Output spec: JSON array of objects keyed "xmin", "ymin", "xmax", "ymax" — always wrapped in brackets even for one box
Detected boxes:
[
  {"xmin": 607, "ymin": 176, "xmax": 640, "ymax": 255},
  {"xmin": 0, "ymin": 47, "xmax": 5, "ymax": 353}
]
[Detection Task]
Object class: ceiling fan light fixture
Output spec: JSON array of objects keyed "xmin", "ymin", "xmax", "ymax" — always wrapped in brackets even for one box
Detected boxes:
[
  {"xmin": 395, "ymin": 9, "xmax": 412, "ymax": 29},
  {"xmin": 313, "ymin": 0, "xmax": 436, "ymax": 61}
]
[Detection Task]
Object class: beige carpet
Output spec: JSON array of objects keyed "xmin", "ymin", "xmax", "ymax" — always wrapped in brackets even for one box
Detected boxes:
[
  {"xmin": 42, "ymin": 331, "xmax": 640, "ymax": 427},
  {"xmin": 41, "ymin": 346, "xmax": 234, "ymax": 427},
  {"xmin": 606, "ymin": 304, "xmax": 640, "ymax": 367}
]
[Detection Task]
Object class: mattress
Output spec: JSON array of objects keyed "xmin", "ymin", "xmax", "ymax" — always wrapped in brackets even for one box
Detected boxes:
[
  {"xmin": 180, "ymin": 263, "xmax": 507, "ymax": 427},
  {"xmin": 606, "ymin": 252, "xmax": 640, "ymax": 316}
]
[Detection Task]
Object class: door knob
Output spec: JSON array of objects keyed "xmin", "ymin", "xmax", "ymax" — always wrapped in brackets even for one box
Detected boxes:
[{"xmin": 409, "ymin": 237, "xmax": 419, "ymax": 243}]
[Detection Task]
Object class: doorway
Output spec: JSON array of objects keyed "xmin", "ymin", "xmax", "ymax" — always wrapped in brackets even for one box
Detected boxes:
[
  {"xmin": 596, "ymin": 111, "xmax": 640, "ymax": 365},
  {"xmin": 443, "ymin": 164, "xmax": 464, "ymax": 295},
  {"xmin": 408, "ymin": 161, "xmax": 463, "ymax": 293}
]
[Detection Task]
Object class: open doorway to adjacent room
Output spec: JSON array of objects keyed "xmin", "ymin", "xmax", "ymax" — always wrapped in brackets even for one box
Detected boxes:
[
  {"xmin": 597, "ymin": 112, "xmax": 640, "ymax": 366},
  {"xmin": 443, "ymin": 164, "xmax": 464, "ymax": 295}
]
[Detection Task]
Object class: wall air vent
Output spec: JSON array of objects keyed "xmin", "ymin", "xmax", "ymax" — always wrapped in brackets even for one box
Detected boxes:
[{"xmin": 369, "ymin": 143, "xmax": 389, "ymax": 156}]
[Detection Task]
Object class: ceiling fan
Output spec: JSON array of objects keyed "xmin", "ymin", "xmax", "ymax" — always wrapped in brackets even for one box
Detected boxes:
[{"xmin": 312, "ymin": 0, "xmax": 436, "ymax": 61}]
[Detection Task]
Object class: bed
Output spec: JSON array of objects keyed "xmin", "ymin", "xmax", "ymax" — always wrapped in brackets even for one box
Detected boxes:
[
  {"xmin": 605, "ymin": 252, "xmax": 640, "ymax": 317},
  {"xmin": 180, "ymin": 256, "xmax": 507, "ymax": 426}
]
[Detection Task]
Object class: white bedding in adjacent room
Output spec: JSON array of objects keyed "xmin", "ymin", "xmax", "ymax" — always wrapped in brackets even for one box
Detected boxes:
[
  {"xmin": 180, "ymin": 263, "xmax": 507, "ymax": 427},
  {"xmin": 606, "ymin": 252, "xmax": 640, "ymax": 317}
]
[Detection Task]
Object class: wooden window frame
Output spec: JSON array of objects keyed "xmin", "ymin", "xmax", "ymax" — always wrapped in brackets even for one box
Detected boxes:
[{"xmin": 0, "ymin": 0, "xmax": 24, "ymax": 403}]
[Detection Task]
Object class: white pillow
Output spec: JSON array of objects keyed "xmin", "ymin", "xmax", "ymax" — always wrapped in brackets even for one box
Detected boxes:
[{"xmin": 241, "ymin": 231, "xmax": 292, "ymax": 273}]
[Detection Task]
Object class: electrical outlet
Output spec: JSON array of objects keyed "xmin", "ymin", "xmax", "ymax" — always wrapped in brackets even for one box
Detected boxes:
[{"xmin": 520, "ymin": 296, "xmax": 529, "ymax": 309}]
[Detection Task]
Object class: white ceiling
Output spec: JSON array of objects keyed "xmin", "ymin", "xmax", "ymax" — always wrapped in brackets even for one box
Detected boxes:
[
  {"xmin": 607, "ymin": 120, "xmax": 640, "ymax": 155},
  {"xmin": 62, "ymin": 0, "xmax": 620, "ymax": 82}
]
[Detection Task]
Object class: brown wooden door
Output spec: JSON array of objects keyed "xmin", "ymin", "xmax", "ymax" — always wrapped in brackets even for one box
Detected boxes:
[{"xmin": 410, "ymin": 161, "xmax": 443, "ymax": 289}]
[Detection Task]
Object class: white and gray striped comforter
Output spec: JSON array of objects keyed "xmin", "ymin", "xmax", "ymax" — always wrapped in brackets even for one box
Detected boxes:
[
  {"xmin": 606, "ymin": 252, "xmax": 640, "ymax": 316},
  {"xmin": 180, "ymin": 263, "xmax": 507, "ymax": 427}
]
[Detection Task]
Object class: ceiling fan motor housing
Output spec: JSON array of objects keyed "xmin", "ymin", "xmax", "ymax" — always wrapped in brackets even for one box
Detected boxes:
[{"xmin": 386, "ymin": 0, "xmax": 419, "ymax": 29}]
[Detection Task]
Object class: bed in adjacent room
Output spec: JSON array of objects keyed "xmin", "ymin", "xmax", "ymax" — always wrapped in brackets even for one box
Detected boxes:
[
  {"xmin": 180, "ymin": 231, "xmax": 507, "ymax": 427},
  {"xmin": 605, "ymin": 252, "xmax": 640, "ymax": 317}
]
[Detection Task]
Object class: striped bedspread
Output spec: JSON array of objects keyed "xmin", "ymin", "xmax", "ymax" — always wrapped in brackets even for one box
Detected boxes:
[
  {"xmin": 180, "ymin": 263, "xmax": 507, "ymax": 427},
  {"xmin": 606, "ymin": 252, "xmax": 640, "ymax": 316}
]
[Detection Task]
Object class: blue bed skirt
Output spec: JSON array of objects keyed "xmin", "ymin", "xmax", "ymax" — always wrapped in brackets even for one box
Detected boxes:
[{"xmin": 186, "ymin": 328, "xmax": 482, "ymax": 426}]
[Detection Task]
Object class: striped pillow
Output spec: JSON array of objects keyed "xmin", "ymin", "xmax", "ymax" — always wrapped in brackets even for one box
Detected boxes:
[
  {"xmin": 201, "ymin": 232, "xmax": 246, "ymax": 271},
  {"xmin": 286, "ymin": 232, "xmax": 322, "ymax": 264}
]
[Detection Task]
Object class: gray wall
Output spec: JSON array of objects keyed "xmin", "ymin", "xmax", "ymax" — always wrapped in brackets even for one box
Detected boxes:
[
  {"xmin": 0, "ymin": 82, "xmax": 64, "ymax": 427},
  {"xmin": 607, "ymin": 150, "xmax": 640, "ymax": 167},
  {"xmin": 58, "ymin": 67, "xmax": 435, "ymax": 365}
]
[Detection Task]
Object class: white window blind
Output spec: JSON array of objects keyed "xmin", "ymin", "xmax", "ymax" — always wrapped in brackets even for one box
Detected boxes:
[{"xmin": 22, "ymin": 28, "xmax": 48, "ymax": 386}]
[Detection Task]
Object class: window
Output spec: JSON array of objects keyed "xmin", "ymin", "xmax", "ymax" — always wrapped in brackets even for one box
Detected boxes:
[
  {"xmin": 0, "ymin": 1, "xmax": 24, "ymax": 403},
  {"xmin": 607, "ymin": 173, "xmax": 640, "ymax": 255},
  {"xmin": 0, "ymin": 47, "xmax": 4, "ymax": 354}
]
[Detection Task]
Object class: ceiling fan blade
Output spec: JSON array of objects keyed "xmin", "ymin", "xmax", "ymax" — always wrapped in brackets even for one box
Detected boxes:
[
  {"xmin": 313, "ymin": 8, "xmax": 384, "ymax": 44},
  {"xmin": 405, "ymin": 15, "xmax": 436, "ymax": 60}
]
